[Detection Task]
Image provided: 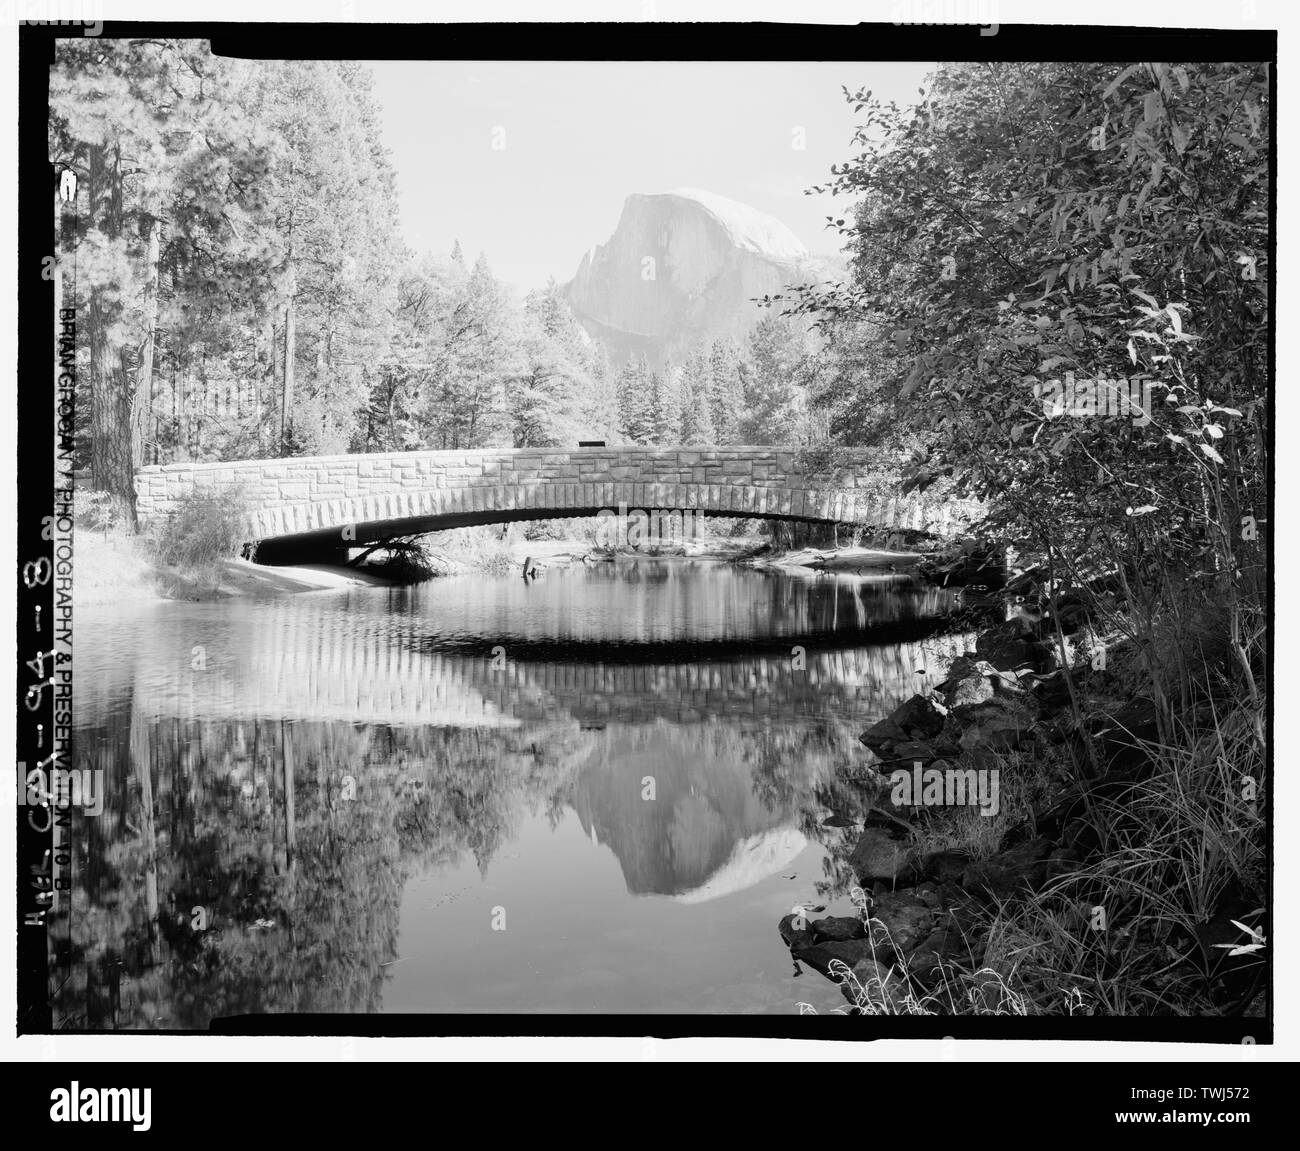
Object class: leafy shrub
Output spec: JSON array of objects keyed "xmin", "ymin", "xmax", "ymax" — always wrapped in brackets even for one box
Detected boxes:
[
  {"xmin": 153, "ymin": 487, "xmax": 250, "ymax": 571},
  {"xmin": 74, "ymin": 489, "xmax": 127, "ymax": 535}
]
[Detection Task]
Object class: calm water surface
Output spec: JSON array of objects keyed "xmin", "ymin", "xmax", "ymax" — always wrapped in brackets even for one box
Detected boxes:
[{"xmin": 56, "ymin": 561, "xmax": 972, "ymax": 1024}]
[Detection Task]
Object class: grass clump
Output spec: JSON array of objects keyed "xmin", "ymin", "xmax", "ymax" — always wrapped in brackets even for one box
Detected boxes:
[
  {"xmin": 152, "ymin": 486, "xmax": 251, "ymax": 573},
  {"xmin": 984, "ymin": 700, "xmax": 1266, "ymax": 1017}
]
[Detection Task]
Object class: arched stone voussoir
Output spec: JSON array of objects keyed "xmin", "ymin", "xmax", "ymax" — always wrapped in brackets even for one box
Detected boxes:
[{"xmin": 133, "ymin": 446, "xmax": 959, "ymax": 542}]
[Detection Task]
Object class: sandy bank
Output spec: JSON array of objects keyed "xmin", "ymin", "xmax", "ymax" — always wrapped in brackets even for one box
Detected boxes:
[
  {"xmin": 73, "ymin": 530, "xmax": 394, "ymax": 607},
  {"xmin": 742, "ymin": 545, "xmax": 927, "ymax": 573}
]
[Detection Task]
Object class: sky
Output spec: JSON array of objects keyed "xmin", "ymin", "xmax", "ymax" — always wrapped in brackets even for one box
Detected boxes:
[{"xmin": 366, "ymin": 60, "xmax": 935, "ymax": 292}]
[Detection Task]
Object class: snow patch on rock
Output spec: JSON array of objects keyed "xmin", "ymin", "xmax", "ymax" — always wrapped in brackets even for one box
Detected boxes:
[
  {"xmin": 667, "ymin": 187, "xmax": 808, "ymax": 259},
  {"xmin": 672, "ymin": 827, "xmax": 808, "ymax": 904}
]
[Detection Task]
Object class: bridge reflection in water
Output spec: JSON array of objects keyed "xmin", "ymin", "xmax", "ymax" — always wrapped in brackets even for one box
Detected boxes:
[{"xmin": 59, "ymin": 564, "xmax": 976, "ymax": 1022}]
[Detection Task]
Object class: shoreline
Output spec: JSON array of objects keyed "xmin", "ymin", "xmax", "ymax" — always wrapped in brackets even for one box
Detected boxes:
[
  {"xmin": 74, "ymin": 530, "xmax": 397, "ymax": 608},
  {"xmin": 73, "ymin": 524, "xmax": 970, "ymax": 608},
  {"xmin": 775, "ymin": 606, "xmax": 1267, "ymax": 1020},
  {"xmin": 74, "ymin": 530, "xmax": 788, "ymax": 607}
]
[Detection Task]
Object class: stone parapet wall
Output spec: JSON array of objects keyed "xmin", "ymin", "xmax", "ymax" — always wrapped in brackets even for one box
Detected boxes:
[{"xmin": 134, "ymin": 446, "xmax": 975, "ymax": 540}]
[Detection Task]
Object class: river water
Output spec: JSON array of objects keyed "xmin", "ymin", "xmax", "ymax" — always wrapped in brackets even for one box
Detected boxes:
[{"xmin": 55, "ymin": 560, "xmax": 973, "ymax": 1024}]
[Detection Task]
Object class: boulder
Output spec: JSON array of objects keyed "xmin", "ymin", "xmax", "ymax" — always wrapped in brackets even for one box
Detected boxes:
[
  {"xmin": 906, "ymin": 925, "xmax": 973, "ymax": 983},
  {"xmin": 890, "ymin": 739, "xmax": 944, "ymax": 762},
  {"xmin": 865, "ymin": 891, "xmax": 936, "ymax": 954},
  {"xmin": 849, "ymin": 826, "xmax": 919, "ymax": 884},
  {"xmin": 1046, "ymin": 590, "xmax": 1101, "ymax": 635},
  {"xmin": 820, "ymin": 813, "xmax": 859, "ymax": 829},
  {"xmin": 937, "ymin": 656, "xmax": 995, "ymax": 709},
  {"xmin": 811, "ymin": 915, "xmax": 867, "ymax": 943},
  {"xmin": 911, "ymin": 881, "xmax": 947, "ymax": 908},
  {"xmin": 860, "ymin": 693, "xmax": 945, "ymax": 748},
  {"xmin": 792, "ymin": 939, "xmax": 878, "ymax": 979},
  {"xmin": 976, "ymin": 620, "xmax": 1055, "ymax": 674},
  {"xmin": 958, "ymin": 709, "xmax": 1033, "ymax": 753},
  {"xmin": 859, "ymin": 714, "xmax": 908, "ymax": 751},
  {"xmin": 778, "ymin": 913, "xmax": 815, "ymax": 951},
  {"xmin": 947, "ymin": 670, "xmax": 995, "ymax": 709},
  {"xmin": 961, "ymin": 837, "xmax": 1054, "ymax": 899},
  {"xmin": 921, "ymin": 849, "xmax": 972, "ymax": 884},
  {"xmin": 840, "ymin": 957, "xmax": 911, "ymax": 1011},
  {"xmin": 950, "ymin": 697, "xmax": 1016, "ymax": 724},
  {"xmin": 1020, "ymin": 668, "xmax": 1071, "ymax": 710}
]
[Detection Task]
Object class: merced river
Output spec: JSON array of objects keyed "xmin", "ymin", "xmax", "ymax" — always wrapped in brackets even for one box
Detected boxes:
[{"xmin": 56, "ymin": 560, "xmax": 976, "ymax": 1023}]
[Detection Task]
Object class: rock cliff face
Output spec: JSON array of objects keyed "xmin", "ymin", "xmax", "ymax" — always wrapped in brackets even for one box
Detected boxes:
[{"xmin": 565, "ymin": 189, "xmax": 819, "ymax": 369}]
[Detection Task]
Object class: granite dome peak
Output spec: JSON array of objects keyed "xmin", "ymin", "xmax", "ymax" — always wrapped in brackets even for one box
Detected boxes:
[{"xmin": 565, "ymin": 190, "xmax": 822, "ymax": 370}]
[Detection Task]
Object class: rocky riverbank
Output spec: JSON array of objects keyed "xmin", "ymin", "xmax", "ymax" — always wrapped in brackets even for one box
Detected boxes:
[{"xmin": 778, "ymin": 603, "xmax": 1267, "ymax": 1018}]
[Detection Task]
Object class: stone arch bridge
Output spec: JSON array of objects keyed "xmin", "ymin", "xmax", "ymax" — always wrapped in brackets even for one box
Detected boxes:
[{"xmin": 135, "ymin": 446, "xmax": 974, "ymax": 559}]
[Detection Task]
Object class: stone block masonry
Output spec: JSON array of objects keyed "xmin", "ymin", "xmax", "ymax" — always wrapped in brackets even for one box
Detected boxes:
[{"xmin": 134, "ymin": 446, "xmax": 972, "ymax": 544}]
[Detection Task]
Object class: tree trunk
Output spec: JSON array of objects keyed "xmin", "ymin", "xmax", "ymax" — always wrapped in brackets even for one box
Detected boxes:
[
  {"xmin": 86, "ymin": 141, "xmax": 137, "ymax": 524},
  {"xmin": 129, "ymin": 206, "xmax": 161, "ymax": 470},
  {"xmin": 279, "ymin": 193, "xmax": 297, "ymax": 453},
  {"xmin": 281, "ymin": 295, "xmax": 296, "ymax": 451}
]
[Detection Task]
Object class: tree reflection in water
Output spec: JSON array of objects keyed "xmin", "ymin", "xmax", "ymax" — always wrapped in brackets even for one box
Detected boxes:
[{"xmin": 56, "ymin": 568, "xmax": 974, "ymax": 1024}]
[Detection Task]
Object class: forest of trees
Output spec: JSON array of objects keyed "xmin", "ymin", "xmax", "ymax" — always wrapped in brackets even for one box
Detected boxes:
[
  {"xmin": 50, "ymin": 45, "xmax": 1271, "ymax": 714},
  {"xmin": 776, "ymin": 60, "xmax": 1268, "ymax": 709},
  {"xmin": 47, "ymin": 45, "xmax": 1271, "ymax": 1020},
  {"xmin": 49, "ymin": 39, "xmax": 827, "ymax": 528}
]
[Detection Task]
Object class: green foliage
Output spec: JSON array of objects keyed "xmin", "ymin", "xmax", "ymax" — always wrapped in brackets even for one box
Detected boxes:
[
  {"xmin": 707, "ymin": 338, "xmax": 746, "ymax": 442},
  {"xmin": 74, "ymin": 488, "xmax": 127, "ymax": 535},
  {"xmin": 152, "ymin": 487, "xmax": 250, "ymax": 571},
  {"xmin": 777, "ymin": 63, "xmax": 1269, "ymax": 1017},
  {"xmin": 365, "ymin": 261, "xmax": 617, "ymax": 452},
  {"xmin": 51, "ymin": 42, "xmax": 405, "ymax": 477},
  {"xmin": 678, "ymin": 349, "xmax": 717, "ymax": 445},
  {"xmin": 735, "ymin": 315, "xmax": 808, "ymax": 443},
  {"xmin": 651, "ymin": 366, "xmax": 683, "ymax": 444},
  {"xmin": 51, "ymin": 39, "xmax": 837, "ymax": 477},
  {"xmin": 779, "ymin": 61, "xmax": 1268, "ymax": 710},
  {"xmin": 616, "ymin": 355, "xmax": 656, "ymax": 444},
  {"xmin": 612, "ymin": 320, "xmax": 827, "ymax": 448},
  {"xmin": 510, "ymin": 279, "xmax": 602, "ymax": 447}
]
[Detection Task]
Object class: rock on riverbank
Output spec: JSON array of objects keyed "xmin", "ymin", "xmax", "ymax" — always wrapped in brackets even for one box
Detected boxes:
[{"xmin": 776, "ymin": 611, "xmax": 1153, "ymax": 1011}]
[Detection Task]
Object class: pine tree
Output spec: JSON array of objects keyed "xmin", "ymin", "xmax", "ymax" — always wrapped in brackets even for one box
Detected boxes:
[
  {"xmin": 582, "ymin": 342, "xmax": 620, "ymax": 441},
  {"xmin": 50, "ymin": 39, "xmax": 265, "ymax": 514},
  {"xmin": 739, "ymin": 315, "xmax": 812, "ymax": 444},
  {"xmin": 241, "ymin": 59, "xmax": 404, "ymax": 455},
  {"xmin": 416, "ymin": 252, "xmax": 518, "ymax": 448},
  {"xmin": 616, "ymin": 356, "xmax": 655, "ymax": 444},
  {"xmin": 707, "ymin": 338, "xmax": 745, "ymax": 443},
  {"xmin": 509, "ymin": 280, "xmax": 593, "ymax": 446},
  {"xmin": 651, "ymin": 367, "xmax": 684, "ymax": 444},
  {"xmin": 679, "ymin": 348, "xmax": 717, "ymax": 445}
]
